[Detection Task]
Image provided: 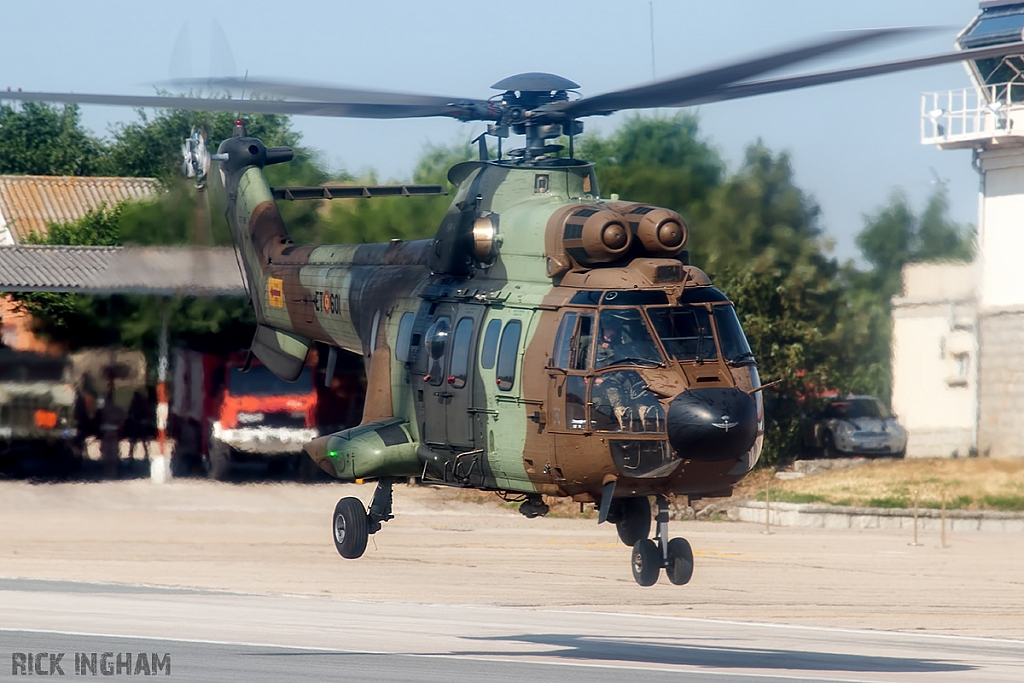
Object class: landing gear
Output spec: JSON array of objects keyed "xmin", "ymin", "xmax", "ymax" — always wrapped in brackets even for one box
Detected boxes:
[
  {"xmin": 332, "ymin": 478, "xmax": 396, "ymax": 559},
  {"xmin": 518, "ymin": 494, "xmax": 549, "ymax": 518},
  {"xmin": 665, "ymin": 537, "xmax": 694, "ymax": 586},
  {"xmin": 332, "ymin": 497, "xmax": 368, "ymax": 559},
  {"xmin": 631, "ymin": 538, "xmax": 661, "ymax": 586},
  {"xmin": 628, "ymin": 495, "xmax": 694, "ymax": 587}
]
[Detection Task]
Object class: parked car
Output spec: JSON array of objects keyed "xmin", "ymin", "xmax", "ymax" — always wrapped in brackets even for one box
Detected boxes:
[{"xmin": 802, "ymin": 395, "xmax": 907, "ymax": 458}]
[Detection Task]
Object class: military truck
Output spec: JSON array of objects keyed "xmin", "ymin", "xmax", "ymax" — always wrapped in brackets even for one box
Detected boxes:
[{"xmin": 0, "ymin": 349, "xmax": 79, "ymax": 476}]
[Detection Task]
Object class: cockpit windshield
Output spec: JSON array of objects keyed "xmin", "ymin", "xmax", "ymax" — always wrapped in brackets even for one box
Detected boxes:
[
  {"xmin": 595, "ymin": 309, "xmax": 663, "ymax": 368},
  {"xmin": 648, "ymin": 307, "xmax": 717, "ymax": 362},
  {"xmin": 648, "ymin": 303, "xmax": 754, "ymax": 365}
]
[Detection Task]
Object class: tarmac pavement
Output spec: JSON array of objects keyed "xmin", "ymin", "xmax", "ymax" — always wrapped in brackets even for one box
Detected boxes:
[{"xmin": 0, "ymin": 480, "xmax": 1021, "ymax": 681}]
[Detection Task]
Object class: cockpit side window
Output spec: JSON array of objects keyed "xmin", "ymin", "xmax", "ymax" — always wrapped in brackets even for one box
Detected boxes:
[
  {"xmin": 552, "ymin": 312, "xmax": 578, "ymax": 370},
  {"xmin": 712, "ymin": 305, "xmax": 755, "ymax": 365},
  {"xmin": 595, "ymin": 309, "xmax": 662, "ymax": 368},
  {"xmin": 571, "ymin": 314, "xmax": 594, "ymax": 371}
]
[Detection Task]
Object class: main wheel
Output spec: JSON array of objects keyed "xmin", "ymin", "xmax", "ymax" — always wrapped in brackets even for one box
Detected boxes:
[
  {"xmin": 665, "ymin": 537, "xmax": 694, "ymax": 586},
  {"xmin": 631, "ymin": 538, "xmax": 661, "ymax": 587},
  {"xmin": 207, "ymin": 439, "xmax": 232, "ymax": 481},
  {"xmin": 333, "ymin": 497, "xmax": 368, "ymax": 559},
  {"xmin": 616, "ymin": 496, "xmax": 652, "ymax": 546}
]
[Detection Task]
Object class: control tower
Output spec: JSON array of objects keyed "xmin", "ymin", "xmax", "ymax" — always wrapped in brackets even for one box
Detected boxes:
[{"xmin": 921, "ymin": 0, "xmax": 1024, "ymax": 457}]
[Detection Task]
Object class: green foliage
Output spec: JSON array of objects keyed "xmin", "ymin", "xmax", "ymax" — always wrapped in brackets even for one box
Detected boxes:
[
  {"xmin": 0, "ymin": 103, "xmax": 105, "ymax": 176},
  {"xmin": 981, "ymin": 494, "xmax": 1024, "ymax": 511},
  {"xmin": 579, "ymin": 113, "xmax": 723, "ymax": 216},
  {"xmin": 867, "ymin": 495, "xmax": 911, "ymax": 509},
  {"xmin": 297, "ymin": 140, "xmax": 474, "ymax": 245},
  {"xmin": 102, "ymin": 103, "xmax": 308, "ymax": 178},
  {"xmin": 843, "ymin": 188, "xmax": 975, "ymax": 402},
  {"xmin": 692, "ymin": 143, "xmax": 824, "ymax": 275},
  {"xmin": 23, "ymin": 202, "xmax": 122, "ymax": 246},
  {"xmin": 755, "ymin": 490, "xmax": 828, "ymax": 504},
  {"xmin": 857, "ymin": 188, "xmax": 974, "ymax": 300}
]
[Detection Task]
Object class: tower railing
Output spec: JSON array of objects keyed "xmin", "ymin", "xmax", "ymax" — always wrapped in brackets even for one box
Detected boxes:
[{"xmin": 921, "ymin": 83, "xmax": 1024, "ymax": 147}]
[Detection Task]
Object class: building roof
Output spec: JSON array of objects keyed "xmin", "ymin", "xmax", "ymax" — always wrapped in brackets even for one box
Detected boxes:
[
  {"xmin": 0, "ymin": 245, "xmax": 247, "ymax": 296},
  {"xmin": 0, "ymin": 175, "xmax": 159, "ymax": 245}
]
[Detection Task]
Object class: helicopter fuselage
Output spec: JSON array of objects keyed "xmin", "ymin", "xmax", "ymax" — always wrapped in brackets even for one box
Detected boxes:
[{"xmin": 220, "ymin": 131, "xmax": 763, "ymax": 507}]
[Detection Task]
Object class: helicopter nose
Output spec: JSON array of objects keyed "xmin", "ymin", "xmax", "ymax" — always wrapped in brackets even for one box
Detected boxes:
[{"xmin": 666, "ymin": 388, "xmax": 758, "ymax": 462}]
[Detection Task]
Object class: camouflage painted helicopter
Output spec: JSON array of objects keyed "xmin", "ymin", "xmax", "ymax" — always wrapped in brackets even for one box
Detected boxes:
[{"xmin": 9, "ymin": 28, "xmax": 1021, "ymax": 585}]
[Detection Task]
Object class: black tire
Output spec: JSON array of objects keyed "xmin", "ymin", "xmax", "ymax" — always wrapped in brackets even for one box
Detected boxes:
[
  {"xmin": 823, "ymin": 432, "xmax": 841, "ymax": 459},
  {"xmin": 666, "ymin": 537, "xmax": 694, "ymax": 586},
  {"xmin": 631, "ymin": 538, "xmax": 661, "ymax": 587},
  {"xmin": 333, "ymin": 497, "xmax": 368, "ymax": 559},
  {"xmin": 207, "ymin": 439, "xmax": 232, "ymax": 481},
  {"xmin": 170, "ymin": 452, "xmax": 192, "ymax": 477},
  {"xmin": 616, "ymin": 496, "xmax": 652, "ymax": 546}
]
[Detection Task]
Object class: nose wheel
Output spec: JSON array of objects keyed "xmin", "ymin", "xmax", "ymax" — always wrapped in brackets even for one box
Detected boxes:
[
  {"xmin": 332, "ymin": 478, "xmax": 396, "ymax": 560},
  {"xmin": 629, "ymin": 495, "xmax": 694, "ymax": 587}
]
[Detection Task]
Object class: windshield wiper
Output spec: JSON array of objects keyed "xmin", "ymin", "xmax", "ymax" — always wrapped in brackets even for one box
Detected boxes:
[
  {"xmin": 608, "ymin": 356, "xmax": 663, "ymax": 368},
  {"xmin": 728, "ymin": 352, "xmax": 756, "ymax": 367}
]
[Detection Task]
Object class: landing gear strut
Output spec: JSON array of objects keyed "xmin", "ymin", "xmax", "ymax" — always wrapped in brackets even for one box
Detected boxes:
[
  {"xmin": 630, "ymin": 495, "xmax": 694, "ymax": 587},
  {"xmin": 332, "ymin": 478, "xmax": 396, "ymax": 560}
]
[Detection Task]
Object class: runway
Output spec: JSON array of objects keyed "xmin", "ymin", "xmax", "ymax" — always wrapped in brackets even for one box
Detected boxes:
[{"xmin": 2, "ymin": 578, "xmax": 1022, "ymax": 682}]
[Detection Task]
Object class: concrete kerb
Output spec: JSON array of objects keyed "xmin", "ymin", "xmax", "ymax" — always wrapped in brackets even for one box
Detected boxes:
[{"xmin": 728, "ymin": 500, "xmax": 1024, "ymax": 532}]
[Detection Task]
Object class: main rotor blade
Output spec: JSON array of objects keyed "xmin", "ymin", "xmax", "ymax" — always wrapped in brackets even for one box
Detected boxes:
[
  {"xmin": 557, "ymin": 26, "xmax": 934, "ymax": 118},
  {"xmin": 674, "ymin": 41, "xmax": 1024, "ymax": 107},
  {"xmin": 0, "ymin": 91, "xmax": 491, "ymax": 120},
  {"xmin": 165, "ymin": 76, "xmax": 488, "ymax": 108}
]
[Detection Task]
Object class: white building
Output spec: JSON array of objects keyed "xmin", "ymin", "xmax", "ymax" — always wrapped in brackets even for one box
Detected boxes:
[
  {"xmin": 892, "ymin": 263, "xmax": 978, "ymax": 458},
  {"xmin": 896, "ymin": 0, "xmax": 1024, "ymax": 458}
]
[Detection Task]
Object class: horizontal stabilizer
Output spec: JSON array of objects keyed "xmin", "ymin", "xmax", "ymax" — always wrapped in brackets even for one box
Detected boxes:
[{"xmin": 250, "ymin": 324, "xmax": 312, "ymax": 382}]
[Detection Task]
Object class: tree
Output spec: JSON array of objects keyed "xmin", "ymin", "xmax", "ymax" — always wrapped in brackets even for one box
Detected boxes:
[
  {"xmin": 856, "ymin": 187, "xmax": 974, "ymax": 300},
  {"xmin": 0, "ymin": 103, "xmax": 105, "ymax": 175},
  {"xmin": 578, "ymin": 113, "xmax": 723, "ymax": 218},
  {"xmin": 701, "ymin": 145, "xmax": 847, "ymax": 463},
  {"xmin": 844, "ymin": 187, "xmax": 975, "ymax": 403},
  {"xmin": 308, "ymin": 140, "xmax": 473, "ymax": 245}
]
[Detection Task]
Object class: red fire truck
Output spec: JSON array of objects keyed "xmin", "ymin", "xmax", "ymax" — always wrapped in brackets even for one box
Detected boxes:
[{"xmin": 169, "ymin": 348, "xmax": 360, "ymax": 480}]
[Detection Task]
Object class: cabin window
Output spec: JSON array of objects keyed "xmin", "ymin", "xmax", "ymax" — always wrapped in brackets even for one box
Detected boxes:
[
  {"xmin": 595, "ymin": 309, "xmax": 662, "ymax": 368},
  {"xmin": 395, "ymin": 312, "xmax": 415, "ymax": 362},
  {"xmin": 552, "ymin": 312, "xmax": 578, "ymax": 369},
  {"xmin": 449, "ymin": 318, "xmax": 474, "ymax": 389},
  {"xmin": 496, "ymin": 320, "xmax": 522, "ymax": 392},
  {"xmin": 480, "ymin": 318, "xmax": 501, "ymax": 370},
  {"xmin": 571, "ymin": 314, "xmax": 594, "ymax": 371},
  {"xmin": 424, "ymin": 317, "xmax": 451, "ymax": 386}
]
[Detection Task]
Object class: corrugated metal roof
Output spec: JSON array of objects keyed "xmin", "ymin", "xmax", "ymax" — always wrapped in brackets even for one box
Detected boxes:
[
  {"xmin": 0, "ymin": 175, "xmax": 159, "ymax": 245},
  {"xmin": 0, "ymin": 245, "xmax": 247, "ymax": 296}
]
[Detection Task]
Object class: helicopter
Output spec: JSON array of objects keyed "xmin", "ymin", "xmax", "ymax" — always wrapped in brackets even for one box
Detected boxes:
[{"xmin": 6, "ymin": 27, "xmax": 1021, "ymax": 586}]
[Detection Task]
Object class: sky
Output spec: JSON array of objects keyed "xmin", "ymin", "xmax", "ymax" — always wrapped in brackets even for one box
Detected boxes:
[{"xmin": 0, "ymin": 0, "xmax": 991, "ymax": 262}]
